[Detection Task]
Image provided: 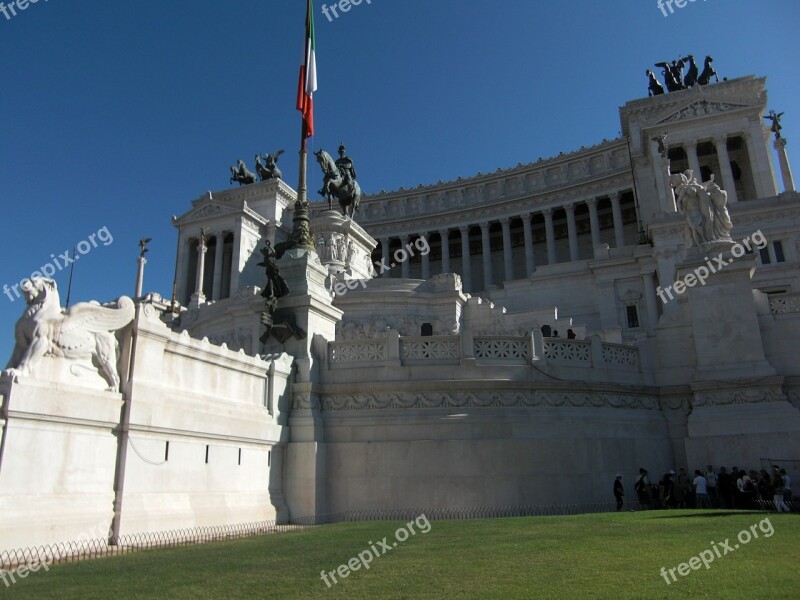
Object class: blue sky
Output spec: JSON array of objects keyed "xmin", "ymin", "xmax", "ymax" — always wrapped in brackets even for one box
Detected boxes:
[{"xmin": 1, "ymin": 0, "xmax": 798, "ymax": 362}]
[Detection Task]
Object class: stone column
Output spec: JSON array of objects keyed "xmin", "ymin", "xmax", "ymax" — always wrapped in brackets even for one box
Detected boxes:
[
  {"xmin": 439, "ymin": 229, "xmax": 451, "ymax": 273},
  {"xmin": 650, "ymin": 139, "xmax": 674, "ymax": 213},
  {"xmin": 587, "ymin": 199, "xmax": 601, "ymax": 252},
  {"xmin": 684, "ymin": 140, "xmax": 702, "ymax": 179},
  {"xmin": 381, "ymin": 237, "xmax": 390, "ymax": 278},
  {"xmin": 543, "ymin": 208, "xmax": 557, "ymax": 265},
  {"xmin": 500, "ymin": 217, "xmax": 513, "ymax": 282},
  {"xmin": 459, "ymin": 225, "xmax": 472, "ymax": 291},
  {"xmin": 212, "ymin": 232, "xmax": 225, "ymax": 301},
  {"xmin": 480, "ymin": 222, "xmax": 493, "ymax": 288},
  {"xmin": 745, "ymin": 126, "xmax": 779, "ymax": 198},
  {"xmin": 191, "ymin": 235, "xmax": 208, "ymax": 307},
  {"xmin": 521, "ymin": 213, "xmax": 535, "ymax": 276},
  {"xmin": 175, "ymin": 233, "xmax": 190, "ymax": 305},
  {"xmin": 774, "ymin": 137, "xmax": 796, "ymax": 193},
  {"xmin": 135, "ymin": 256, "xmax": 146, "ymax": 299},
  {"xmin": 564, "ymin": 203, "xmax": 579, "ymax": 261},
  {"xmin": 401, "ymin": 235, "xmax": 410, "ymax": 279},
  {"xmin": 420, "ymin": 232, "xmax": 430, "ymax": 280},
  {"xmin": 713, "ymin": 136, "xmax": 739, "ymax": 203},
  {"xmin": 266, "ymin": 222, "xmax": 277, "ymax": 246},
  {"xmin": 229, "ymin": 222, "xmax": 242, "ymax": 295},
  {"xmin": 642, "ymin": 272, "xmax": 659, "ymax": 334},
  {"xmin": 610, "ymin": 193, "xmax": 625, "ymax": 248}
]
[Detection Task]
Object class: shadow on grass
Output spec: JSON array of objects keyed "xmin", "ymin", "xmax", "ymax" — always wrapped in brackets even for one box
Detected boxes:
[{"xmin": 649, "ymin": 510, "xmax": 798, "ymax": 519}]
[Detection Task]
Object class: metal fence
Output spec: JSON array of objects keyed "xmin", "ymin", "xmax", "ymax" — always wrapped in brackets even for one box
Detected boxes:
[
  {"xmin": 2, "ymin": 499, "xmax": 790, "ymax": 572},
  {"xmin": 0, "ymin": 520, "xmax": 304, "ymax": 572}
]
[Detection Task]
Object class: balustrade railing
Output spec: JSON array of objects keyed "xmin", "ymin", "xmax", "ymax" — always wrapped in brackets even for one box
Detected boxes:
[{"xmin": 327, "ymin": 334, "xmax": 640, "ymax": 372}]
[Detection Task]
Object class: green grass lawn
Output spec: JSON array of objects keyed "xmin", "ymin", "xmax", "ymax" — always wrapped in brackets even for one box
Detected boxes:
[{"xmin": 1, "ymin": 510, "xmax": 797, "ymax": 599}]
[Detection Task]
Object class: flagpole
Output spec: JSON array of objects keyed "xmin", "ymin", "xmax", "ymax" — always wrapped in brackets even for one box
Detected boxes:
[{"xmin": 288, "ymin": 1, "xmax": 315, "ymax": 253}]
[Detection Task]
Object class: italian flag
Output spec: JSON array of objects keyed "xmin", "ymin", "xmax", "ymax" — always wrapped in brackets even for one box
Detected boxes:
[{"xmin": 296, "ymin": 0, "xmax": 317, "ymax": 137}]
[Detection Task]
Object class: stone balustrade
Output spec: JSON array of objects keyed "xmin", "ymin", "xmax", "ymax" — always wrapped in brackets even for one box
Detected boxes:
[{"xmin": 327, "ymin": 333, "xmax": 640, "ymax": 372}]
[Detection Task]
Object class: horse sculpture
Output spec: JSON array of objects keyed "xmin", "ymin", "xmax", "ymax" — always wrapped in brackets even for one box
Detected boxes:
[
  {"xmin": 255, "ymin": 150, "xmax": 284, "ymax": 181},
  {"xmin": 697, "ymin": 55, "xmax": 718, "ymax": 86},
  {"xmin": 647, "ymin": 70, "xmax": 665, "ymax": 97},
  {"xmin": 230, "ymin": 160, "xmax": 257, "ymax": 186},
  {"xmin": 4, "ymin": 278, "xmax": 135, "ymax": 391},
  {"xmin": 314, "ymin": 149, "xmax": 361, "ymax": 218},
  {"xmin": 683, "ymin": 55, "xmax": 698, "ymax": 88},
  {"xmin": 655, "ymin": 60, "xmax": 684, "ymax": 92}
]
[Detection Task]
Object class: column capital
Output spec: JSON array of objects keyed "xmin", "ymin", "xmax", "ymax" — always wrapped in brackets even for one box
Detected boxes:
[
  {"xmin": 712, "ymin": 135, "xmax": 729, "ymax": 148},
  {"xmin": 520, "ymin": 211, "xmax": 533, "ymax": 222},
  {"xmin": 458, "ymin": 225, "xmax": 470, "ymax": 234},
  {"xmin": 609, "ymin": 191, "xmax": 622, "ymax": 203},
  {"xmin": 438, "ymin": 228, "xmax": 450, "ymax": 237},
  {"xmin": 401, "ymin": 234, "xmax": 410, "ymax": 242},
  {"xmin": 563, "ymin": 203, "xmax": 575, "ymax": 213},
  {"xmin": 682, "ymin": 140, "xmax": 698, "ymax": 150},
  {"xmin": 418, "ymin": 231, "xmax": 429, "ymax": 238},
  {"xmin": 585, "ymin": 197, "xmax": 597, "ymax": 208},
  {"xmin": 541, "ymin": 207, "xmax": 553, "ymax": 217},
  {"xmin": 479, "ymin": 221, "xmax": 490, "ymax": 230},
  {"xmin": 499, "ymin": 217, "xmax": 511, "ymax": 226}
]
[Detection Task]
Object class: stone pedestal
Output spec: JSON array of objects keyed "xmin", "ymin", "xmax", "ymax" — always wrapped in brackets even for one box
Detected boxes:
[
  {"xmin": 275, "ymin": 248, "xmax": 343, "ymax": 520},
  {"xmin": 311, "ymin": 210, "xmax": 377, "ymax": 282},
  {"xmin": 676, "ymin": 246, "xmax": 775, "ymax": 382},
  {"xmin": 685, "ymin": 378, "xmax": 800, "ymax": 469},
  {"xmin": 675, "ymin": 246, "xmax": 798, "ymax": 467},
  {"xmin": 0, "ymin": 376, "xmax": 122, "ymax": 549}
]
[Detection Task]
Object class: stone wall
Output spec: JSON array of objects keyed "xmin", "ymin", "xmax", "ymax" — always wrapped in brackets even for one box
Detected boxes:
[{"xmin": 0, "ymin": 300, "xmax": 293, "ymax": 549}]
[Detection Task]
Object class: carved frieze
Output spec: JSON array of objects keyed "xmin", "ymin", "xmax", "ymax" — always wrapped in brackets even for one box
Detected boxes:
[{"xmin": 317, "ymin": 390, "xmax": 659, "ymax": 411}]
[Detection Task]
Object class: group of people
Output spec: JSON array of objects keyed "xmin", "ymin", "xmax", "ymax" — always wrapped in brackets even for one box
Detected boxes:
[{"xmin": 613, "ymin": 464, "xmax": 793, "ymax": 512}]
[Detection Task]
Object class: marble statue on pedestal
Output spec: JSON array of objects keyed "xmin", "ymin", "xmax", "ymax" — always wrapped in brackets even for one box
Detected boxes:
[
  {"xmin": 3, "ymin": 278, "xmax": 135, "ymax": 391},
  {"xmin": 670, "ymin": 170, "xmax": 733, "ymax": 247}
]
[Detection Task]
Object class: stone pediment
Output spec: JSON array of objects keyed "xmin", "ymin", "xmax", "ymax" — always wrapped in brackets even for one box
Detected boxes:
[
  {"xmin": 174, "ymin": 201, "xmax": 268, "ymax": 227},
  {"xmin": 179, "ymin": 202, "xmax": 237, "ymax": 222},
  {"xmin": 656, "ymin": 99, "xmax": 750, "ymax": 125}
]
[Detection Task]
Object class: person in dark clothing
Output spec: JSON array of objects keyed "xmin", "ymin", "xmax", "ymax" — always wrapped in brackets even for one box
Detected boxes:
[
  {"xmin": 660, "ymin": 471, "xmax": 675, "ymax": 508},
  {"xmin": 717, "ymin": 467, "xmax": 733, "ymax": 509},
  {"xmin": 634, "ymin": 468, "xmax": 650, "ymax": 509},
  {"xmin": 613, "ymin": 474, "xmax": 624, "ymax": 511}
]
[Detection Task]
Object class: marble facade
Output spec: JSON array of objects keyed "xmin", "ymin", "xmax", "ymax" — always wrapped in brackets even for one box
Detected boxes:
[{"xmin": 2, "ymin": 74, "xmax": 800, "ymax": 549}]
